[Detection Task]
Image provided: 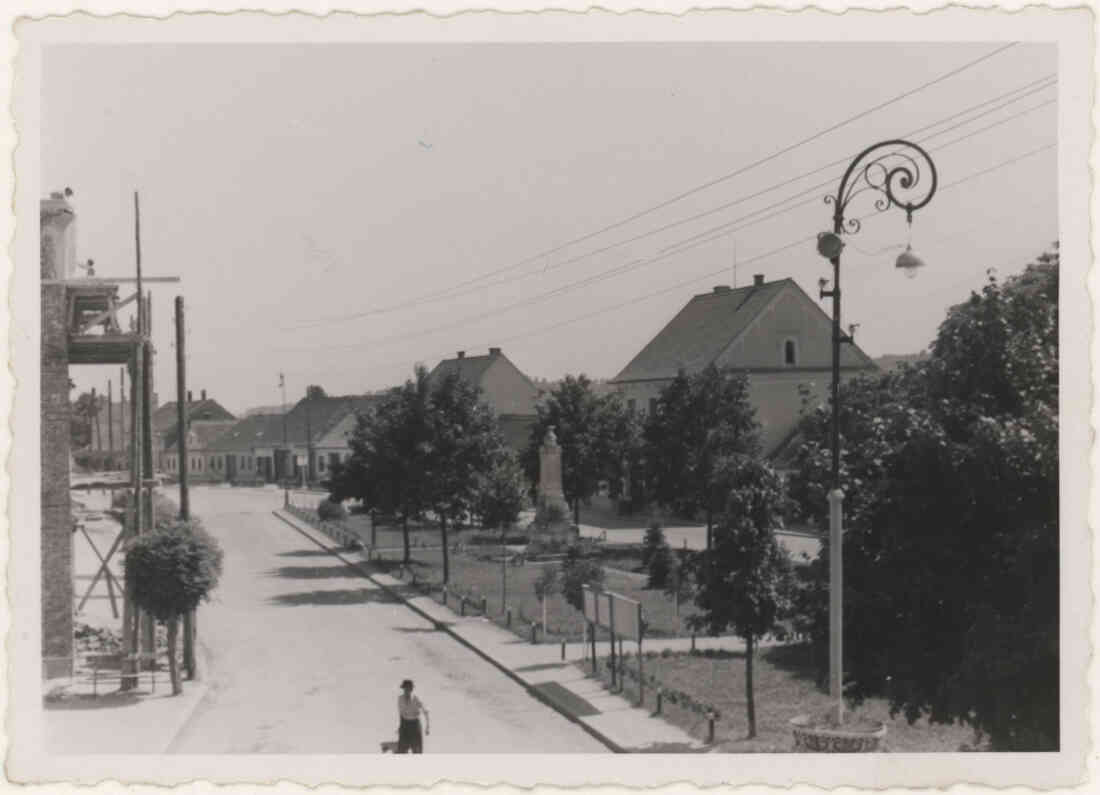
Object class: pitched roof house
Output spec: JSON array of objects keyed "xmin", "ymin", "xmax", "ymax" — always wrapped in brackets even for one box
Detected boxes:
[
  {"xmin": 429, "ymin": 348, "xmax": 540, "ymax": 451},
  {"xmin": 152, "ymin": 390, "xmax": 235, "ymax": 470},
  {"xmin": 163, "ymin": 419, "xmax": 239, "ymax": 482},
  {"xmin": 612, "ymin": 274, "xmax": 878, "ymax": 455}
]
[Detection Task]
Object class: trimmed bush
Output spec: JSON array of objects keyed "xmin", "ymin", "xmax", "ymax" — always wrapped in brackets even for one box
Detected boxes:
[{"xmin": 317, "ymin": 498, "xmax": 348, "ymax": 521}]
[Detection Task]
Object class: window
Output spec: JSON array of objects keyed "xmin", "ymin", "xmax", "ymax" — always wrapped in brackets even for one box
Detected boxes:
[
  {"xmin": 784, "ymin": 339, "xmax": 798, "ymax": 366},
  {"xmin": 648, "ymin": 397, "xmax": 658, "ymax": 416},
  {"xmin": 627, "ymin": 398, "xmax": 636, "ymax": 413},
  {"xmin": 318, "ymin": 455, "xmax": 326, "ymax": 472}
]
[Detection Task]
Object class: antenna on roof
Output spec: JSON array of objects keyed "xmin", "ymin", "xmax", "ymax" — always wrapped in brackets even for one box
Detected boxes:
[{"xmin": 732, "ymin": 238, "xmax": 738, "ymax": 289}]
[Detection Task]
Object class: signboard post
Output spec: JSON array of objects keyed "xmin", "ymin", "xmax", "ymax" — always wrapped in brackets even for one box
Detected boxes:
[{"xmin": 583, "ymin": 585, "xmax": 645, "ymax": 697}]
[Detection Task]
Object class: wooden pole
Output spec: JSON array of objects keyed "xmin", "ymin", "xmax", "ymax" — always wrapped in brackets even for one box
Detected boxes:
[
  {"xmin": 176, "ymin": 297, "xmax": 190, "ymax": 520},
  {"xmin": 91, "ymin": 387, "xmax": 101, "ymax": 450},
  {"xmin": 119, "ymin": 367, "xmax": 126, "ymax": 460},
  {"xmin": 107, "ymin": 380, "xmax": 114, "ymax": 454}
]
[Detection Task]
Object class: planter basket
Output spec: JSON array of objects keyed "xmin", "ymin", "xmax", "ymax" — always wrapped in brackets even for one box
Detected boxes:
[{"xmin": 789, "ymin": 714, "xmax": 886, "ymax": 753}]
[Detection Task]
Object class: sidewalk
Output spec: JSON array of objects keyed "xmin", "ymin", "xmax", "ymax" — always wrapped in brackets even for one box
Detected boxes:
[
  {"xmin": 274, "ymin": 509, "xmax": 711, "ymax": 753},
  {"xmin": 43, "ymin": 670, "xmax": 209, "ymax": 754}
]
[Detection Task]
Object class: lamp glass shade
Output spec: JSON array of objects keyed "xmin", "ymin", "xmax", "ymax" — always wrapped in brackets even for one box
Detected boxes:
[
  {"xmin": 895, "ymin": 245, "xmax": 926, "ymax": 277},
  {"xmin": 817, "ymin": 232, "xmax": 844, "ymax": 259}
]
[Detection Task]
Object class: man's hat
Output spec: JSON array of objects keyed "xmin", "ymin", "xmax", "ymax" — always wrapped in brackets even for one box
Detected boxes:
[{"xmin": 400, "ymin": 679, "xmax": 414, "ymax": 690}]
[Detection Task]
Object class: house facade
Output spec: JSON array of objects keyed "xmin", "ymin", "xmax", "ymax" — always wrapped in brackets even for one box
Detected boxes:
[
  {"xmin": 163, "ymin": 419, "xmax": 239, "ymax": 482},
  {"xmin": 152, "ymin": 389, "xmax": 235, "ymax": 471},
  {"xmin": 428, "ymin": 347, "xmax": 540, "ymax": 451},
  {"xmin": 611, "ymin": 274, "xmax": 879, "ymax": 455}
]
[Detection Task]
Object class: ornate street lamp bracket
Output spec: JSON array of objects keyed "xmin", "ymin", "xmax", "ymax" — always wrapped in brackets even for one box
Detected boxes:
[{"xmin": 826, "ymin": 139, "xmax": 938, "ymax": 235}]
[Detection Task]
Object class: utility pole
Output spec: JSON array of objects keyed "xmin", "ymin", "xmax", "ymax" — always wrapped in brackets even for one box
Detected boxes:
[
  {"xmin": 91, "ymin": 387, "xmax": 101, "ymax": 450},
  {"xmin": 119, "ymin": 367, "xmax": 126, "ymax": 460},
  {"xmin": 305, "ymin": 391, "xmax": 313, "ymax": 488},
  {"xmin": 107, "ymin": 380, "xmax": 114, "ymax": 454},
  {"xmin": 280, "ymin": 373, "xmax": 289, "ymax": 507},
  {"xmin": 175, "ymin": 295, "xmax": 197, "ymax": 679}
]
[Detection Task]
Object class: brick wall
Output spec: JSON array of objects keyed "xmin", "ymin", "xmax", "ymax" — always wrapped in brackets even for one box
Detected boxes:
[{"xmin": 41, "ymin": 283, "xmax": 73, "ymax": 678}]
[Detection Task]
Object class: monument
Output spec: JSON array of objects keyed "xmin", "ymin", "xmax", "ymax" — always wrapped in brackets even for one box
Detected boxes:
[{"xmin": 534, "ymin": 427, "xmax": 575, "ymax": 542}]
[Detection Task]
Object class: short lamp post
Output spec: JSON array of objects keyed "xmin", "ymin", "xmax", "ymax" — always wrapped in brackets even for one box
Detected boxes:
[{"xmin": 815, "ymin": 139, "xmax": 938, "ymax": 723}]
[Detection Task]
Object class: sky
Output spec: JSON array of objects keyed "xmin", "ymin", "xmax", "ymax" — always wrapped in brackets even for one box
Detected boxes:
[{"xmin": 44, "ymin": 42, "xmax": 1058, "ymax": 416}]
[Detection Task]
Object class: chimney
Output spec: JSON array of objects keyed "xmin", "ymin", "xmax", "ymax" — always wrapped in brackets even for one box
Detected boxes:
[
  {"xmin": 201, "ymin": 389, "xmax": 207, "ymax": 401},
  {"xmin": 753, "ymin": 274, "xmax": 765, "ymax": 286},
  {"xmin": 489, "ymin": 347, "xmax": 501, "ymax": 357},
  {"xmin": 713, "ymin": 285, "xmax": 731, "ymax": 294},
  {"xmin": 187, "ymin": 390, "xmax": 193, "ymax": 403},
  {"xmin": 457, "ymin": 351, "xmax": 465, "ymax": 359}
]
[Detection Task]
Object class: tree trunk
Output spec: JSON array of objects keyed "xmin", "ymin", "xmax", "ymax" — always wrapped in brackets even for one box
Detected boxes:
[
  {"xmin": 542, "ymin": 596, "xmax": 548, "ymax": 636},
  {"xmin": 705, "ymin": 507, "xmax": 712, "ymax": 551},
  {"xmin": 440, "ymin": 513, "xmax": 450, "ymax": 585},
  {"xmin": 402, "ymin": 512, "xmax": 411, "ymax": 564},
  {"xmin": 745, "ymin": 633, "xmax": 756, "ymax": 739},
  {"xmin": 167, "ymin": 616, "xmax": 182, "ymax": 695},
  {"xmin": 573, "ymin": 499, "xmax": 580, "ymax": 528}
]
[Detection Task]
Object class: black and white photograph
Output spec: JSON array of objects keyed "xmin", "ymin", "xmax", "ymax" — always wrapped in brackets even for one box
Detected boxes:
[{"xmin": 5, "ymin": 5, "xmax": 1092, "ymax": 789}]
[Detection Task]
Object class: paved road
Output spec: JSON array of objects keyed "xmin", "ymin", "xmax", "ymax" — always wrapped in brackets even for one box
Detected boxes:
[{"xmin": 169, "ymin": 486, "xmax": 605, "ymax": 753}]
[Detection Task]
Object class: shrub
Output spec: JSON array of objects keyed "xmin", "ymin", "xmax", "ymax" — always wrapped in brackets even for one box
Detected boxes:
[
  {"xmin": 641, "ymin": 521, "xmax": 666, "ymax": 568},
  {"xmin": 560, "ymin": 545, "xmax": 605, "ymax": 611},
  {"xmin": 124, "ymin": 517, "xmax": 223, "ymax": 694},
  {"xmin": 318, "ymin": 498, "xmax": 348, "ymax": 521}
]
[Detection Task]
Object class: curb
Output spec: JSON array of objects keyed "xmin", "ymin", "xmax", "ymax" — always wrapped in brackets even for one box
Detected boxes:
[
  {"xmin": 271, "ymin": 510, "xmax": 627, "ymax": 754},
  {"xmin": 159, "ymin": 644, "xmax": 214, "ymax": 753}
]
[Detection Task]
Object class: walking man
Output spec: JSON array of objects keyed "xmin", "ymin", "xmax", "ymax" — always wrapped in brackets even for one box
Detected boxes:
[{"xmin": 396, "ymin": 679, "xmax": 430, "ymax": 754}]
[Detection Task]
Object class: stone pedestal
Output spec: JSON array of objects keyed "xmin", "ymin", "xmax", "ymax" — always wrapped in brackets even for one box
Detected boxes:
[{"xmin": 535, "ymin": 428, "xmax": 575, "ymax": 543}]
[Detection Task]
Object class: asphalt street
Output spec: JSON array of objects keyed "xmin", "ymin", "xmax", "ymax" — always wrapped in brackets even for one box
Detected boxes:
[{"xmin": 168, "ymin": 485, "xmax": 606, "ymax": 753}]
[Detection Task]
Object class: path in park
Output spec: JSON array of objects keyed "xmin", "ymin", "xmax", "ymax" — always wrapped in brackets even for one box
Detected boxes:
[{"xmin": 168, "ymin": 485, "xmax": 606, "ymax": 754}]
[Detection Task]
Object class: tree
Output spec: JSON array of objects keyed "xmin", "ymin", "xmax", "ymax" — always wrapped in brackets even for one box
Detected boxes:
[
  {"xmin": 644, "ymin": 365, "xmax": 762, "ymax": 550},
  {"xmin": 123, "ymin": 517, "xmax": 223, "ymax": 695},
  {"xmin": 523, "ymin": 375, "xmax": 617, "ymax": 526},
  {"xmin": 689, "ymin": 456, "xmax": 793, "ymax": 739},
  {"xmin": 533, "ymin": 565, "xmax": 561, "ymax": 636},
  {"xmin": 71, "ymin": 391, "xmax": 97, "ymax": 449},
  {"xmin": 560, "ymin": 545, "xmax": 605, "ymax": 611},
  {"xmin": 426, "ymin": 371, "xmax": 505, "ymax": 584},
  {"xmin": 476, "ymin": 449, "xmax": 527, "ymax": 533},
  {"xmin": 332, "ymin": 369, "xmax": 434, "ymax": 564},
  {"xmin": 787, "ymin": 246, "xmax": 1059, "ymax": 750},
  {"xmin": 642, "ymin": 521, "xmax": 671, "ymax": 589}
]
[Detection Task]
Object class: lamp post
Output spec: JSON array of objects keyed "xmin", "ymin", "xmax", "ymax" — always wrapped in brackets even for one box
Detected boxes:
[
  {"xmin": 815, "ymin": 139, "xmax": 937, "ymax": 723},
  {"xmin": 280, "ymin": 372, "xmax": 289, "ymax": 508}
]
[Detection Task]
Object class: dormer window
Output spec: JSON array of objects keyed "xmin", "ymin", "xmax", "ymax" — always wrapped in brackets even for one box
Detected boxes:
[{"xmin": 784, "ymin": 339, "xmax": 798, "ymax": 366}]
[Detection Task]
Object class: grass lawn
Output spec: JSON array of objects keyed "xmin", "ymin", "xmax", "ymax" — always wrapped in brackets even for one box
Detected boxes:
[
  {"xmin": 579, "ymin": 645, "xmax": 984, "ymax": 753},
  {"xmin": 339, "ymin": 513, "xmax": 443, "ymax": 551},
  {"xmin": 396, "ymin": 547, "xmax": 704, "ymax": 642}
]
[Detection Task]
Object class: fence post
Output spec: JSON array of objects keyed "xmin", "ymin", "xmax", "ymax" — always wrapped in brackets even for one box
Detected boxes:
[
  {"xmin": 707, "ymin": 712, "xmax": 716, "ymax": 744},
  {"xmin": 561, "ymin": 639, "xmax": 566, "ymax": 661},
  {"xmin": 530, "ymin": 622, "xmax": 537, "ymax": 645},
  {"xmin": 506, "ymin": 608, "xmax": 512, "ymax": 627},
  {"xmin": 481, "ymin": 596, "xmax": 488, "ymax": 615},
  {"xmin": 442, "ymin": 588, "xmax": 447, "ymax": 606},
  {"xmin": 460, "ymin": 597, "xmax": 466, "ymax": 616},
  {"xmin": 655, "ymin": 690, "xmax": 663, "ymax": 715},
  {"xmin": 691, "ymin": 632, "xmax": 696, "ymax": 652}
]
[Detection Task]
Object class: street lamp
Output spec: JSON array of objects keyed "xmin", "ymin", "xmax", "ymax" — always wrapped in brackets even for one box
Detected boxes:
[{"xmin": 816, "ymin": 139, "xmax": 937, "ymax": 722}]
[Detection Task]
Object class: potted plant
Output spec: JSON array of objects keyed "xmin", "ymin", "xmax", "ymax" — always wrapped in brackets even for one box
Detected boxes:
[{"xmin": 789, "ymin": 710, "xmax": 887, "ymax": 753}]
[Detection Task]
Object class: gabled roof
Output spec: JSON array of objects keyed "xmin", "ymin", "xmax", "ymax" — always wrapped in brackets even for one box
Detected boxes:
[
  {"xmin": 430, "ymin": 350, "xmax": 539, "ymax": 416},
  {"xmin": 613, "ymin": 279, "xmax": 790, "ymax": 383},
  {"xmin": 203, "ymin": 413, "xmax": 287, "ymax": 453},
  {"xmin": 430, "ymin": 354, "xmax": 497, "ymax": 387},
  {"xmin": 166, "ymin": 420, "xmax": 238, "ymax": 453},
  {"xmin": 282, "ymin": 394, "xmax": 383, "ymax": 445},
  {"xmin": 153, "ymin": 398, "xmax": 235, "ymax": 435}
]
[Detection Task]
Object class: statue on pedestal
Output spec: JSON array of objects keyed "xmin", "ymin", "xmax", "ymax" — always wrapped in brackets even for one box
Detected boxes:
[{"xmin": 533, "ymin": 427, "xmax": 576, "ymax": 544}]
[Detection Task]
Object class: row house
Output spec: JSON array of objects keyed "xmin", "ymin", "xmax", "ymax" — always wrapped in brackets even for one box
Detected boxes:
[
  {"xmin": 162, "ymin": 419, "xmax": 238, "ymax": 482},
  {"xmin": 152, "ymin": 389, "xmax": 235, "ymax": 471}
]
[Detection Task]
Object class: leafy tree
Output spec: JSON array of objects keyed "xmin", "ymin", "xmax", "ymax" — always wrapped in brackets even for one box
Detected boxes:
[
  {"xmin": 787, "ymin": 246, "xmax": 1059, "ymax": 750},
  {"xmin": 644, "ymin": 365, "xmax": 761, "ymax": 549},
  {"xmin": 664, "ymin": 546, "xmax": 697, "ymax": 619},
  {"xmin": 123, "ymin": 518, "xmax": 223, "ymax": 695},
  {"xmin": 641, "ymin": 520, "xmax": 666, "ymax": 569},
  {"xmin": 689, "ymin": 456, "xmax": 793, "ymax": 738},
  {"xmin": 599, "ymin": 396, "xmax": 645, "ymax": 507},
  {"xmin": 476, "ymin": 449, "xmax": 527, "ymax": 533},
  {"xmin": 71, "ymin": 391, "xmax": 98, "ymax": 449},
  {"xmin": 642, "ymin": 521, "xmax": 672, "ymax": 589},
  {"xmin": 523, "ymin": 375, "xmax": 620, "ymax": 526},
  {"xmin": 426, "ymin": 371, "xmax": 505, "ymax": 584},
  {"xmin": 333, "ymin": 369, "xmax": 434, "ymax": 564},
  {"xmin": 533, "ymin": 565, "xmax": 561, "ymax": 636},
  {"xmin": 560, "ymin": 545, "xmax": 605, "ymax": 611}
]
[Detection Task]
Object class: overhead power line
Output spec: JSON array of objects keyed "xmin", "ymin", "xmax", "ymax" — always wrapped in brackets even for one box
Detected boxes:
[
  {"xmin": 279, "ymin": 140, "xmax": 1054, "ymax": 358},
  {"xmin": 291, "ymin": 98, "xmax": 1055, "ymax": 343},
  {"xmin": 291, "ymin": 43, "xmax": 1024, "ymax": 328}
]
